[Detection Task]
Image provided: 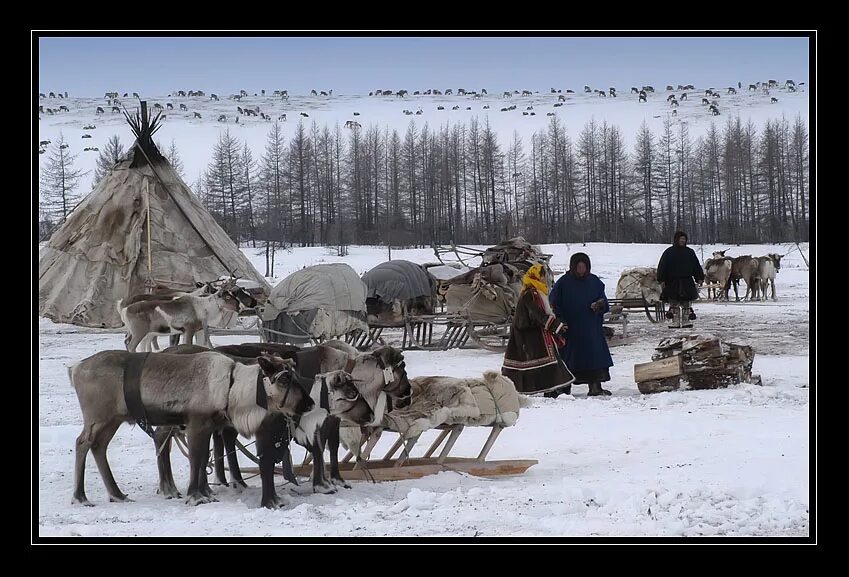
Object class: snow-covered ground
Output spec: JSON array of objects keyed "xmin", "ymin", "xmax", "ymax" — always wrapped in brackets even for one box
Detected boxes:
[
  {"xmin": 36, "ymin": 243, "xmax": 811, "ymax": 538},
  {"xmin": 37, "ymin": 86, "xmax": 809, "ymax": 193}
]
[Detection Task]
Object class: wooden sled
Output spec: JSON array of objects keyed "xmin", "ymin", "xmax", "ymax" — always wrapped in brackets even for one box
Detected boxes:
[
  {"xmin": 607, "ymin": 297, "xmax": 666, "ymax": 323},
  {"xmin": 345, "ymin": 312, "xmax": 510, "ymax": 353},
  {"xmin": 293, "ymin": 424, "xmax": 537, "ymax": 482}
]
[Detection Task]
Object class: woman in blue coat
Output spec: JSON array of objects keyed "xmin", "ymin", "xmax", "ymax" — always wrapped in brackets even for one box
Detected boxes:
[{"xmin": 549, "ymin": 253, "xmax": 614, "ymax": 397}]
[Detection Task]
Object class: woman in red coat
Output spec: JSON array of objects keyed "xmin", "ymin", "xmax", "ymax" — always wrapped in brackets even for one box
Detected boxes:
[{"xmin": 501, "ymin": 264, "xmax": 575, "ymax": 395}]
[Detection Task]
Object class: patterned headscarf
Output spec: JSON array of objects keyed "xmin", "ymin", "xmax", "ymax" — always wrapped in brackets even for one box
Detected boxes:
[{"xmin": 522, "ymin": 263, "xmax": 549, "ymax": 295}]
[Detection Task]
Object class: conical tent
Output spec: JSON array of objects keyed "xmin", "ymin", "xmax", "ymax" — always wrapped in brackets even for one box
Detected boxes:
[{"xmin": 38, "ymin": 103, "xmax": 270, "ymax": 328}]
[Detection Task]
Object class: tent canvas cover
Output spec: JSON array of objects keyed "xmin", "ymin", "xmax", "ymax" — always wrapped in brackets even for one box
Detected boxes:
[{"xmin": 38, "ymin": 104, "xmax": 270, "ymax": 328}]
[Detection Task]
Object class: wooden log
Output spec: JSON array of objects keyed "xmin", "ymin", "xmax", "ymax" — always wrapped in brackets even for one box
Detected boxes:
[
  {"xmin": 682, "ymin": 338, "xmax": 723, "ymax": 362},
  {"xmin": 637, "ymin": 376, "xmax": 681, "ymax": 394},
  {"xmin": 635, "ymin": 355, "xmax": 683, "ymax": 383}
]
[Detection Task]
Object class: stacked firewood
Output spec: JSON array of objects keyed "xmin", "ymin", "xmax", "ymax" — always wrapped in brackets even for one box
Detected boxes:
[{"xmin": 634, "ymin": 335, "xmax": 762, "ymax": 394}]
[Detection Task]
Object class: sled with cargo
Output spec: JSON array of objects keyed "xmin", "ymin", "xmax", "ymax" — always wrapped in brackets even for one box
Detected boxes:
[{"xmin": 293, "ymin": 369, "xmax": 538, "ymax": 481}]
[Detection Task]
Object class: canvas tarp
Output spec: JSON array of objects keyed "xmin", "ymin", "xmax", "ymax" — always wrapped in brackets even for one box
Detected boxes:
[
  {"xmin": 260, "ymin": 263, "xmax": 368, "ymax": 341},
  {"xmin": 263, "ymin": 263, "xmax": 367, "ymax": 318},
  {"xmin": 362, "ymin": 260, "xmax": 435, "ymax": 302},
  {"xmin": 445, "ymin": 283, "xmax": 514, "ymax": 323}
]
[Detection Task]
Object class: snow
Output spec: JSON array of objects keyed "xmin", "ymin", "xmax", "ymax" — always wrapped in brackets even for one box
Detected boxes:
[
  {"xmin": 37, "ymin": 87, "xmax": 809, "ymax": 194},
  {"xmin": 36, "ymin": 243, "xmax": 811, "ymax": 538}
]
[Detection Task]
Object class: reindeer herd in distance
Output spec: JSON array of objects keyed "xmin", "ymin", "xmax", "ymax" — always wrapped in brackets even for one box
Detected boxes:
[{"xmin": 38, "ymin": 79, "xmax": 804, "ymax": 141}]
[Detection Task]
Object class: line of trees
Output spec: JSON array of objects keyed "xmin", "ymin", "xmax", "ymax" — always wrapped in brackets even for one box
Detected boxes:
[
  {"xmin": 198, "ymin": 115, "xmax": 809, "ymax": 250},
  {"xmin": 38, "ymin": 114, "xmax": 810, "ymax": 249}
]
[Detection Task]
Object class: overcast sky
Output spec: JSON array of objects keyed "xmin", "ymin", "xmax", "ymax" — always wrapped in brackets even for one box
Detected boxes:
[{"xmin": 37, "ymin": 35, "xmax": 811, "ymax": 97}]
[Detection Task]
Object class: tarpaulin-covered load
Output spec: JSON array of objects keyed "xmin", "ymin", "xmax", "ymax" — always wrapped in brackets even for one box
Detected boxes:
[
  {"xmin": 362, "ymin": 260, "xmax": 436, "ymax": 325},
  {"xmin": 443, "ymin": 262, "xmax": 518, "ymax": 322},
  {"xmin": 615, "ymin": 267, "xmax": 663, "ymax": 304},
  {"xmin": 261, "ymin": 263, "xmax": 368, "ymax": 343},
  {"xmin": 445, "ymin": 279, "xmax": 516, "ymax": 323}
]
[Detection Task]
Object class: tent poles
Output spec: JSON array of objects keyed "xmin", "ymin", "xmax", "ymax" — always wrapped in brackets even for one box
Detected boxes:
[{"xmin": 145, "ymin": 178, "xmax": 154, "ymax": 291}]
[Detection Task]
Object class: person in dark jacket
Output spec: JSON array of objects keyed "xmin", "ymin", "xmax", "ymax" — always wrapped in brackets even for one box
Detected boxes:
[
  {"xmin": 549, "ymin": 253, "xmax": 614, "ymax": 397},
  {"xmin": 502, "ymin": 263, "xmax": 575, "ymax": 395},
  {"xmin": 656, "ymin": 231, "xmax": 705, "ymax": 320}
]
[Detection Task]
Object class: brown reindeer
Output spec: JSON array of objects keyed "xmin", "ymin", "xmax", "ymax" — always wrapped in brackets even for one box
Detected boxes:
[
  {"xmin": 69, "ymin": 351, "xmax": 313, "ymax": 508},
  {"xmin": 727, "ymin": 256, "xmax": 761, "ymax": 301}
]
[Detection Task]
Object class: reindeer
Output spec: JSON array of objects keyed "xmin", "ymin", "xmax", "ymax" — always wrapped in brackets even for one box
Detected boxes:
[
  {"xmin": 771, "ymin": 97, "xmax": 779, "ymax": 103},
  {"xmin": 639, "ymin": 90, "xmax": 647, "ymax": 103},
  {"xmin": 95, "ymin": 107, "xmax": 105, "ymax": 114},
  {"xmin": 758, "ymin": 253, "xmax": 783, "ymax": 300},
  {"xmin": 704, "ymin": 251, "xmax": 732, "ymax": 300},
  {"xmin": 119, "ymin": 288, "xmax": 240, "ymax": 352},
  {"xmin": 193, "ymin": 112, "xmax": 202, "ymax": 119},
  {"xmin": 69, "ymin": 351, "xmax": 313, "ymax": 507},
  {"xmin": 727, "ymin": 255, "xmax": 761, "ymax": 301},
  {"xmin": 210, "ymin": 93, "xmax": 219, "ymax": 101},
  {"xmin": 179, "ymin": 103, "xmax": 188, "ymax": 111},
  {"xmin": 112, "ymin": 106, "xmax": 121, "ymax": 113},
  {"xmin": 279, "ymin": 113, "xmax": 287, "ymax": 121},
  {"xmin": 158, "ymin": 342, "xmax": 409, "ymax": 496}
]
